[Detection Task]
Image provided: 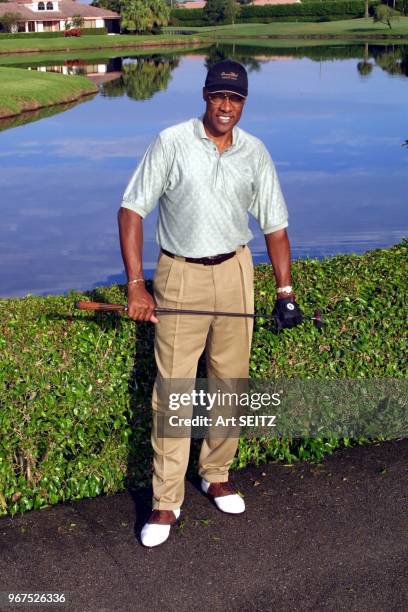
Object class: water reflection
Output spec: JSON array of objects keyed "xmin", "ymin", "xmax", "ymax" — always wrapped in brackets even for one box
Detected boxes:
[
  {"xmin": 26, "ymin": 57, "xmax": 123, "ymax": 83},
  {"xmin": 205, "ymin": 42, "xmax": 408, "ymax": 78},
  {"xmin": 0, "ymin": 43, "xmax": 407, "ymax": 297},
  {"xmin": 5, "ymin": 43, "xmax": 408, "ymax": 95},
  {"xmin": 373, "ymin": 46, "xmax": 408, "ymax": 77},
  {"xmin": 0, "ymin": 96, "xmax": 96, "ymax": 133},
  {"xmin": 101, "ymin": 55, "xmax": 180, "ymax": 100},
  {"xmin": 357, "ymin": 44, "xmax": 374, "ymax": 77},
  {"xmin": 204, "ymin": 45, "xmax": 263, "ymax": 72}
]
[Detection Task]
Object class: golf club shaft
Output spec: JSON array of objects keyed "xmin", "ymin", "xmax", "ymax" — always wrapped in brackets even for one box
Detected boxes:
[{"xmin": 75, "ymin": 301, "xmax": 321, "ymax": 322}]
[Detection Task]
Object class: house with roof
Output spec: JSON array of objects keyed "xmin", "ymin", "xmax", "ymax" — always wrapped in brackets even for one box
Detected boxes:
[{"xmin": 0, "ymin": 0, "xmax": 120, "ymax": 33}]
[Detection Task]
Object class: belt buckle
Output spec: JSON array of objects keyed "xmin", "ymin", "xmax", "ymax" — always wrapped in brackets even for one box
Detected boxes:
[{"xmin": 203, "ymin": 256, "xmax": 218, "ymax": 266}]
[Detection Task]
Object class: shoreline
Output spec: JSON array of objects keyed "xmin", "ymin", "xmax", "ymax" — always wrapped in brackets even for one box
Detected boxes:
[
  {"xmin": 0, "ymin": 90, "xmax": 96, "ymax": 120},
  {"xmin": 1, "ymin": 238, "xmax": 406, "ymax": 300},
  {"xmin": 217, "ymin": 33, "xmax": 408, "ymax": 40},
  {"xmin": 0, "ymin": 66, "xmax": 98, "ymax": 119},
  {"xmin": 1, "ymin": 32, "xmax": 408, "ymax": 56},
  {"xmin": 0, "ymin": 37, "xmax": 204, "ymax": 56}
]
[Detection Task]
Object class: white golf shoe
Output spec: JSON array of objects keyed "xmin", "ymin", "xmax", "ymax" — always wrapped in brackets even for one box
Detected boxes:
[
  {"xmin": 201, "ymin": 479, "xmax": 245, "ymax": 514},
  {"xmin": 140, "ymin": 508, "xmax": 180, "ymax": 548}
]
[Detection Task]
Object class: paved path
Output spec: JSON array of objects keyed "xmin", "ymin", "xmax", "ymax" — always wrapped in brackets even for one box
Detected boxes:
[{"xmin": 1, "ymin": 439, "xmax": 407, "ymax": 612}]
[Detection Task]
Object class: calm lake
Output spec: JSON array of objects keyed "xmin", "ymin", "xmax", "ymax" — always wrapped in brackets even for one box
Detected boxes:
[{"xmin": 0, "ymin": 42, "xmax": 407, "ymax": 298}]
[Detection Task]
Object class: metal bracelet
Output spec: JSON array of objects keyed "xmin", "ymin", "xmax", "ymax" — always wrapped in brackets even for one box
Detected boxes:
[
  {"xmin": 127, "ymin": 278, "xmax": 145, "ymax": 285},
  {"xmin": 277, "ymin": 285, "xmax": 293, "ymax": 294}
]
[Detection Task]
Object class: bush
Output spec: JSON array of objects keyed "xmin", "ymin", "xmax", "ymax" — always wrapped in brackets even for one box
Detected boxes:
[
  {"xmin": 0, "ymin": 240, "xmax": 406, "ymax": 516},
  {"xmin": 0, "ymin": 31, "xmax": 62, "ymax": 39},
  {"xmin": 80, "ymin": 27, "xmax": 108, "ymax": 35},
  {"xmin": 238, "ymin": 1, "xmax": 373, "ymax": 19},
  {"xmin": 395, "ymin": 0, "xmax": 408, "ymax": 14},
  {"xmin": 169, "ymin": 8, "xmax": 205, "ymax": 26},
  {"xmin": 170, "ymin": 1, "xmax": 378, "ymax": 25},
  {"xmin": 64, "ymin": 28, "xmax": 81, "ymax": 37}
]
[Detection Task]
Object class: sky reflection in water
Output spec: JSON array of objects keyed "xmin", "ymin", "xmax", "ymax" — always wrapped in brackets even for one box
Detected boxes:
[{"xmin": 0, "ymin": 46, "xmax": 407, "ymax": 297}]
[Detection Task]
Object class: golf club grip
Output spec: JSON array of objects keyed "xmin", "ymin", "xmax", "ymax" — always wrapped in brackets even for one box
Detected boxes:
[{"xmin": 75, "ymin": 301, "xmax": 126, "ymax": 312}]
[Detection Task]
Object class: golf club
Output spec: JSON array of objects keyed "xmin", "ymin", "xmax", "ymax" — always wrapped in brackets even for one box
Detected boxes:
[{"xmin": 75, "ymin": 301, "xmax": 324, "ymax": 328}]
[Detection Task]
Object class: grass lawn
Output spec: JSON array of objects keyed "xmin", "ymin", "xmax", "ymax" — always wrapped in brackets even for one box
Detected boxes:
[
  {"xmin": 0, "ymin": 19, "xmax": 408, "ymax": 55},
  {"xmin": 0, "ymin": 33, "xmax": 203, "ymax": 54},
  {"xmin": 165, "ymin": 17, "xmax": 408, "ymax": 38},
  {"xmin": 0, "ymin": 67, "xmax": 97, "ymax": 118}
]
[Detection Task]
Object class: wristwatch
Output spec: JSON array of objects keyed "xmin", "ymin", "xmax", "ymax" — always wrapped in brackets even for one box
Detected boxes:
[{"xmin": 277, "ymin": 285, "xmax": 293, "ymax": 295}]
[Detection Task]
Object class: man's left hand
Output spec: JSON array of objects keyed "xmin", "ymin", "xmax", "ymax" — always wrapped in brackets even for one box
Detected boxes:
[{"xmin": 272, "ymin": 297, "xmax": 303, "ymax": 329}]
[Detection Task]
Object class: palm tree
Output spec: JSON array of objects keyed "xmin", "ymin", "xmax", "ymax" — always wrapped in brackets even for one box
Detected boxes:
[
  {"xmin": 120, "ymin": 0, "xmax": 170, "ymax": 33},
  {"xmin": 71, "ymin": 14, "xmax": 85, "ymax": 28}
]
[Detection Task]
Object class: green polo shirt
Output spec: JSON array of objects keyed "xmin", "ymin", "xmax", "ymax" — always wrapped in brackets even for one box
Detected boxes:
[{"xmin": 121, "ymin": 117, "xmax": 288, "ymax": 258}]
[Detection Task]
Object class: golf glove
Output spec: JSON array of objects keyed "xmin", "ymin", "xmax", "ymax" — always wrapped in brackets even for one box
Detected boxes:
[{"xmin": 272, "ymin": 297, "xmax": 303, "ymax": 330}]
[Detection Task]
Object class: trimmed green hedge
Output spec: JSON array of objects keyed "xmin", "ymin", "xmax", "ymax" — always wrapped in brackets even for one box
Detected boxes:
[
  {"xmin": 236, "ymin": 15, "xmax": 363, "ymax": 22},
  {"xmin": 298, "ymin": 0, "xmax": 406, "ymax": 16},
  {"xmin": 169, "ymin": 10, "xmax": 205, "ymax": 27},
  {"xmin": 396, "ymin": 0, "xmax": 408, "ymax": 14},
  {"xmin": 76, "ymin": 27, "xmax": 108, "ymax": 36},
  {"xmin": 238, "ymin": 1, "xmax": 374, "ymax": 18},
  {"xmin": 0, "ymin": 239, "xmax": 406, "ymax": 516},
  {"xmin": 0, "ymin": 32, "xmax": 62, "ymax": 39},
  {"xmin": 0, "ymin": 28, "xmax": 107, "ymax": 39},
  {"xmin": 170, "ymin": 2, "xmax": 377, "ymax": 25}
]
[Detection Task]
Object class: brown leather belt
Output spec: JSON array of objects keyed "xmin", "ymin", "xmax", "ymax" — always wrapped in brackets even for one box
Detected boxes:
[{"xmin": 161, "ymin": 247, "xmax": 243, "ymax": 266}]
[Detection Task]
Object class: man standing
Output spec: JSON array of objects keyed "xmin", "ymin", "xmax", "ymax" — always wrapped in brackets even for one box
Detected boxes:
[{"xmin": 118, "ymin": 60, "xmax": 302, "ymax": 547}]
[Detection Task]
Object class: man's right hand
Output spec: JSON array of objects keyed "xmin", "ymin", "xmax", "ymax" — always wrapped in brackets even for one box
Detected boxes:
[{"xmin": 127, "ymin": 284, "xmax": 159, "ymax": 323}]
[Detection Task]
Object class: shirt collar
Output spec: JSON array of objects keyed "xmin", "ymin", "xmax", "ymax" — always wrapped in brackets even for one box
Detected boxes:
[{"xmin": 194, "ymin": 116, "xmax": 238, "ymax": 148}]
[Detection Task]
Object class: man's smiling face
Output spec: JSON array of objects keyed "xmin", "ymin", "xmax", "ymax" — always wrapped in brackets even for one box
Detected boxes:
[{"xmin": 202, "ymin": 87, "xmax": 246, "ymax": 137}]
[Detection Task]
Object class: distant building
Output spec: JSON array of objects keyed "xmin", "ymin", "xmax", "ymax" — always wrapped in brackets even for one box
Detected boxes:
[
  {"xmin": 0, "ymin": 0, "xmax": 120, "ymax": 33},
  {"xmin": 180, "ymin": 1, "xmax": 205, "ymax": 7},
  {"xmin": 251, "ymin": 0, "xmax": 300, "ymax": 5}
]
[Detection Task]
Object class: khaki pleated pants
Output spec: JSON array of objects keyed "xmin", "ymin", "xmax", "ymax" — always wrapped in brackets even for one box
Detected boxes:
[{"xmin": 151, "ymin": 246, "xmax": 254, "ymax": 510}]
